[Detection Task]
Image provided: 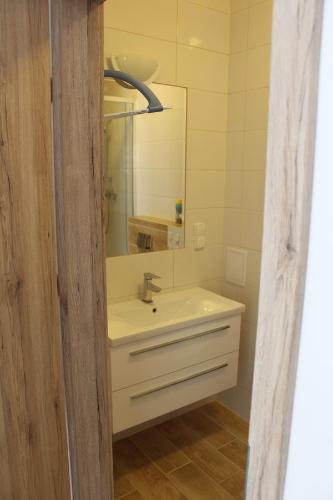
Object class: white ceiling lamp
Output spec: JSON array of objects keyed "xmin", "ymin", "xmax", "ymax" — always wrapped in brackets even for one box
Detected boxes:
[{"xmin": 108, "ymin": 53, "xmax": 160, "ymax": 86}]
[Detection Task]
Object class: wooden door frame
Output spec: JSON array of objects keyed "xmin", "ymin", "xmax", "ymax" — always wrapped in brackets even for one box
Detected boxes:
[
  {"xmin": 50, "ymin": 0, "xmax": 113, "ymax": 499},
  {"xmin": 246, "ymin": 1, "xmax": 324, "ymax": 499},
  {"xmin": 49, "ymin": 0, "xmax": 324, "ymax": 498},
  {"xmin": 0, "ymin": 0, "xmax": 324, "ymax": 498},
  {"xmin": 0, "ymin": 0, "xmax": 72, "ymax": 498}
]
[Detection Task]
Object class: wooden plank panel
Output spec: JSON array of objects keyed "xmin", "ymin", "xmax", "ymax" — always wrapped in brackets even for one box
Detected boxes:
[
  {"xmin": 221, "ymin": 471, "xmax": 246, "ymax": 500},
  {"xmin": 130, "ymin": 427, "xmax": 190, "ymax": 474},
  {"xmin": 0, "ymin": 0, "xmax": 71, "ymax": 498},
  {"xmin": 169, "ymin": 463, "xmax": 234, "ymax": 500},
  {"xmin": 50, "ymin": 0, "xmax": 113, "ymax": 498},
  {"xmin": 158, "ymin": 417, "xmax": 238, "ymax": 483},
  {"xmin": 181, "ymin": 408, "xmax": 235, "ymax": 449},
  {"xmin": 247, "ymin": 1, "xmax": 324, "ymax": 499},
  {"xmin": 113, "ymin": 439, "xmax": 186, "ymax": 500},
  {"xmin": 200, "ymin": 401, "xmax": 249, "ymax": 443}
]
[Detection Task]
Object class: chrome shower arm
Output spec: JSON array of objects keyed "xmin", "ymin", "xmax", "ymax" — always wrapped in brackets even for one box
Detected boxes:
[{"xmin": 104, "ymin": 69, "xmax": 164, "ymax": 114}]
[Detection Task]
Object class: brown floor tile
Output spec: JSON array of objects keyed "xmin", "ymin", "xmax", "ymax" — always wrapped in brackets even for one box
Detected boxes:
[
  {"xmin": 158, "ymin": 417, "xmax": 238, "ymax": 483},
  {"xmin": 119, "ymin": 491, "xmax": 145, "ymax": 500},
  {"xmin": 169, "ymin": 463, "xmax": 234, "ymax": 500},
  {"xmin": 181, "ymin": 408, "xmax": 235, "ymax": 449},
  {"xmin": 114, "ymin": 461, "xmax": 135, "ymax": 499},
  {"xmin": 130, "ymin": 426, "xmax": 190, "ymax": 474},
  {"xmin": 219, "ymin": 440, "xmax": 248, "ymax": 470},
  {"xmin": 200, "ymin": 401, "xmax": 249, "ymax": 443},
  {"xmin": 221, "ymin": 470, "xmax": 246, "ymax": 500},
  {"xmin": 113, "ymin": 439, "xmax": 186, "ymax": 500}
]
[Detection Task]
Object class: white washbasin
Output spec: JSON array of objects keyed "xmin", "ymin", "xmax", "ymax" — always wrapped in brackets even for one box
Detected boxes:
[{"xmin": 108, "ymin": 287, "xmax": 245, "ymax": 346}]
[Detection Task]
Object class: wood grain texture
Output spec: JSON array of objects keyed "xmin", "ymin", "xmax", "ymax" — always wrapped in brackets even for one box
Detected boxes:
[
  {"xmin": 200, "ymin": 401, "xmax": 249, "ymax": 443},
  {"xmin": 181, "ymin": 408, "xmax": 236, "ymax": 449},
  {"xmin": 158, "ymin": 417, "xmax": 238, "ymax": 483},
  {"xmin": 221, "ymin": 471, "xmax": 246, "ymax": 500},
  {"xmin": 114, "ymin": 439, "xmax": 186, "ymax": 500},
  {"xmin": 130, "ymin": 427, "xmax": 190, "ymax": 474},
  {"xmin": 50, "ymin": 0, "xmax": 113, "ymax": 498},
  {"xmin": 168, "ymin": 463, "xmax": 234, "ymax": 500},
  {"xmin": 113, "ymin": 401, "xmax": 247, "ymax": 500},
  {"xmin": 247, "ymin": 1, "xmax": 324, "ymax": 499},
  {"xmin": 0, "ymin": 0, "xmax": 71, "ymax": 498}
]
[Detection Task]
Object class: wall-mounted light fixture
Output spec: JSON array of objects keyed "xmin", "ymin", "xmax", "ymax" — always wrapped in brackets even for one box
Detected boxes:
[{"xmin": 108, "ymin": 53, "xmax": 160, "ymax": 86}]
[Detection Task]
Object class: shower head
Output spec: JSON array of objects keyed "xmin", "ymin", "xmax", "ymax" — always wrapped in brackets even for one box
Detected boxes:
[{"xmin": 104, "ymin": 69, "xmax": 171, "ymax": 120}]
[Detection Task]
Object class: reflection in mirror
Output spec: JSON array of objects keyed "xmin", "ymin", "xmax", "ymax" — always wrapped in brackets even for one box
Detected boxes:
[{"xmin": 104, "ymin": 82, "xmax": 186, "ymax": 257}]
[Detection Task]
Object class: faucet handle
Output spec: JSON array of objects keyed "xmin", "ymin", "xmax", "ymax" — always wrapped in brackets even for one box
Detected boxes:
[{"xmin": 144, "ymin": 272, "xmax": 161, "ymax": 280}]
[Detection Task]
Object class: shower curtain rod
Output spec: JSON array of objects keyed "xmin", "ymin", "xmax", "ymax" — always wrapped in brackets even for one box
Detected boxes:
[{"xmin": 104, "ymin": 69, "xmax": 171, "ymax": 120}]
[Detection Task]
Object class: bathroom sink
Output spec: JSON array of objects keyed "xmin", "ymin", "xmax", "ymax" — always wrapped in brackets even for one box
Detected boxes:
[{"xmin": 108, "ymin": 287, "xmax": 245, "ymax": 346}]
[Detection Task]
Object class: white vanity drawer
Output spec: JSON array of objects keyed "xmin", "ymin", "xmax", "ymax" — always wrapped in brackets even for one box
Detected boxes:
[
  {"xmin": 110, "ymin": 315, "xmax": 241, "ymax": 391},
  {"xmin": 112, "ymin": 351, "xmax": 238, "ymax": 433}
]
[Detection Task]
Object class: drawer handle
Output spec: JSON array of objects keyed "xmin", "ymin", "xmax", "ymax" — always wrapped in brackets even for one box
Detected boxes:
[
  {"xmin": 129, "ymin": 325, "xmax": 231, "ymax": 356},
  {"xmin": 130, "ymin": 362, "xmax": 229, "ymax": 400}
]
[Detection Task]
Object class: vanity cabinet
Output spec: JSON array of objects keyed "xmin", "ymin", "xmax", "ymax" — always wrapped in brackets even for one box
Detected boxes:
[{"xmin": 109, "ymin": 312, "xmax": 243, "ymax": 433}]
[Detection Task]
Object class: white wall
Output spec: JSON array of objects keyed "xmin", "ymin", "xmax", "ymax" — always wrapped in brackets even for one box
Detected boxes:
[
  {"xmin": 105, "ymin": 0, "xmax": 230, "ymax": 303},
  {"xmin": 283, "ymin": 2, "xmax": 333, "ymax": 498},
  {"xmin": 220, "ymin": 0, "xmax": 272, "ymax": 420}
]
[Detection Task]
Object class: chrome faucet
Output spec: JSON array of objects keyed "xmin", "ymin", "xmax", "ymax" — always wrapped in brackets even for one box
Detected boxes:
[{"xmin": 142, "ymin": 272, "xmax": 161, "ymax": 303}]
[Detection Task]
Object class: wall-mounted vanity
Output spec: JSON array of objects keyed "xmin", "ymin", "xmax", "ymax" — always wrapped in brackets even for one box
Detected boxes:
[{"xmin": 108, "ymin": 287, "xmax": 245, "ymax": 433}]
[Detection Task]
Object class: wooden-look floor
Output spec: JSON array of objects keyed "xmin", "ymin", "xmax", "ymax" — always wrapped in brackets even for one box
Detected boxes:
[{"xmin": 113, "ymin": 400, "xmax": 249, "ymax": 500}]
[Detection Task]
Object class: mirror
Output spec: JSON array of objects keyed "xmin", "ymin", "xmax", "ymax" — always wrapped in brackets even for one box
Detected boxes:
[{"xmin": 104, "ymin": 82, "xmax": 186, "ymax": 257}]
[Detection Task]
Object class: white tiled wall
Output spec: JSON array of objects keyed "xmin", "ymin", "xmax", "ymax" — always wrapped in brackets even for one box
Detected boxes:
[
  {"xmin": 105, "ymin": 0, "xmax": 230, "ymax": 302},
  {"xmin": 220, "ymin": 0, "xmax": 272, "ymax": 419},
  {"xmin": 104, "ymin": 0, "xmax": 273, "ymax": 420}
]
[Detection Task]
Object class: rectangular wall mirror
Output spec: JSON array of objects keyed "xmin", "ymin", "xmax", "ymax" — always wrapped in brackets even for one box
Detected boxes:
[{"xmin": 104, "ymin": 82, "xmax": 186, "ymax": 257}]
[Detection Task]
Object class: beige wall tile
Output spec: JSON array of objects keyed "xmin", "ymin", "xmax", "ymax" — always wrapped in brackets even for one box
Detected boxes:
[
  {"xmin": 241, "ymin": 210, "xmax": 263, "ymax": 250},
  {"xmin": 201, "ymin": 278, "xmax": 224, "ymax": 294},
  {"xmin": 246, "ymin": 45, "xmax": 271, "ymax": 89},
  {"xmin": 187, "ymin": 130, "xmax": 226, "ymax": 170},
  {"xmin": 104, "ymin": 28, "xmax": 177, "ymax": 84},
  {"xmin": 222, "ymin": 0, "xmax": 272, "ymax": 420},
  {"xmin": 185, "ymin": 208, "xmax": 224, "ymax": 246},
  {"xmin": 245, "ymin": 88, "xmax": 269, "ymax": 130},
  {"xmin": 186, "ymin": 0, "xmax": 230, "ymax": 13},
  {"xmin": 106, "ymin": 250, "xmax": 174, "ymax": 301},
  {"xmin": 229, "ymin": 52, "xmax": 247, "ymax": 92},
  {"xmin": 248, "ymin": 1, "xmax": 273, "ymax": 48},
  {"xmin": 228, "ymin": 92, "xmax": 246, "ymax": 131},
  {"xmin": 221, "ymin": 279, "xmax": 245, "ymax": 303},
  {"xmin": 230, "ymin": 0, "xmax": 249, "ymax": 13},
  {"xmin": 223, "ymin": 208, "xmax": 242, "ymax": 246},
  {"xmin": 245, "ymin": 249, "xmax": 261, "ymax": 288},
  {"xmin": 177, "ymin": 45, "xmax": 228, "ymax": 92},
  {"xmin": 226, "ymin": 131, "xmax": 244, "ymax": 170},
  {"xmin": 188, "ymin": 89, "xmax": 228, "ymax": 131},
  {"xmin": 174, "ymin": 245, "xmax": 224, "ymax": 287},
  {"xmin": 186, "ymin": 170, "xmax": 225, "ymax": 208},
  {"xmin": 224, "ymin": 171, "xmax": 243, "ymax": 208},
  {"xmin": 178, "ymin": 1, "xmax": 230, "ymax": 53},
  {"xmin": 243, "ymin": 130, "xmax": 267, "ymax": 170},
  {"xmin": 242, "ymin": 286, "xmax": 260, "ymax": 326},
  {"xmin": 248, "ymin": 0, "xmax": 269, "ymax": 5},
  {"xmin": 230, "ymin": 10, "xmax": 248, "ymax": 53},
  {"xmin": 242, "ymin": 170, "xmax": 265, "ymax": 211},
  {"xmin": 104, "ymin": 0, "xmax": 178, "ymax": 41}
]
